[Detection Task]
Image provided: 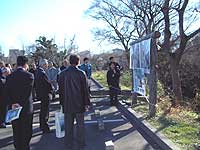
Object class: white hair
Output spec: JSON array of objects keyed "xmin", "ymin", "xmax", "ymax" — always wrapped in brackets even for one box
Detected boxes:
[{"xmin": 39, "ymin": 59, "xmax": 48, "ymax": 67}]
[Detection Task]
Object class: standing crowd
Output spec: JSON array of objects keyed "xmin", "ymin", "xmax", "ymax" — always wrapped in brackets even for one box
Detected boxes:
[{"xmin": 0, "ymin": 55, "xmax": 121, "ymax": 150}]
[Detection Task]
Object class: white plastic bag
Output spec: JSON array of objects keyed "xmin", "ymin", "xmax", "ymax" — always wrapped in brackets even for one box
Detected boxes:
[{"xmin": 55, "ymin": 107, "xmax": 65, "ymax": 138}]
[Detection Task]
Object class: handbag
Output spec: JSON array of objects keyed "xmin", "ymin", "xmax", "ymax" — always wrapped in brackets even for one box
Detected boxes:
[{"xmin": 55, "ymin": 106, "xmax": 65, "ymax": 138}]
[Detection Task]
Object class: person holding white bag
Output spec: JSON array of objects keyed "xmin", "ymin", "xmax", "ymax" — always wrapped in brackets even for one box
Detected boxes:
[{"xmin": 58, "ymin": 54, "xmax": 90, "ymax": 150}]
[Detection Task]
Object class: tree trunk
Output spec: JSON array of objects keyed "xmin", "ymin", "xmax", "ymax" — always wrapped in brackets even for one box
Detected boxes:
[
  {"xmin": 148, "ymin": 37, "xmax": 158, "ymax": 118},
  {"xmin": 124, "ymin": 48, "xmax": 130, "ymax": 69},
  {"xmin": 169, "ymin": 55, "xmax": 183, "ymax": 106}
]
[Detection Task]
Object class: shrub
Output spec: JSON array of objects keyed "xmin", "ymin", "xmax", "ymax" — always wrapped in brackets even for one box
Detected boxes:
[{"xmin": 120, "ymin": 70, "xmax": 132, "ymax": 89}]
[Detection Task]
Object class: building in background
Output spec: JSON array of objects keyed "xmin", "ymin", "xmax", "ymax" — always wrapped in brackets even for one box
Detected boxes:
[
  {"xmin": 112, "ymin": 48, "xmax": 128, "ymax": 69},
  {"xmin": 91, "ymin": 48, "xmax": 129, "ymax": 70},
  {"xmin": 8, "ymin": 49, "xmax": 25, "ymax": 64},
  {"xmin": 78, "ymin": 50, "xmax": 91, "ymax": 63}
]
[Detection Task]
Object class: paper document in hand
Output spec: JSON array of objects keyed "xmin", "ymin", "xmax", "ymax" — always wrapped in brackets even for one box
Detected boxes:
[{"xmin": 6, "ymin": 107, "xmax": 23, "ymax": 123}]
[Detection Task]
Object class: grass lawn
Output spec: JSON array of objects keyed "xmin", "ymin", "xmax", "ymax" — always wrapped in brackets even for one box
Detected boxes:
[
  {"xmin": 92, "ymin": 70, "xmax": 200, "ymax": 149},
  {"xmin": 133, "ymin": 99, "xmax": 200, "ymax": 149}
]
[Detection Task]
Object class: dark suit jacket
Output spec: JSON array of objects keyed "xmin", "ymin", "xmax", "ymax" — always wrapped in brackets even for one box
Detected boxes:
[
  {"xmin": 0, "ymin": 77, "xmax": 6, "ymax": 118},
  {"xmin": 58, "ymin": 66, "xmax": 90, "ymax": 113},
  {"xmin": 0, "ymin": 76, "xmax": 6, "ymax": 101},
  {"xmin": 60, "ymin": 66, "xmax": 67, "ymax": 72},
  {"xmin": 5, "ymin": 68, "xmax": 34, "ymax": 115},
  {"xmin": 35, "ymin": 67, "xmax": 52, "ymax": 99},
  {"xmin": 107, "ymin": 69, "xmax": 120, "ymax": 88}
]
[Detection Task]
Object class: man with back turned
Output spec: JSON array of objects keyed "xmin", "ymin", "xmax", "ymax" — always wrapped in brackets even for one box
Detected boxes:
[
  {"xmin": 5, "ymin": 56, "xmax": 34, "ymax": 150},
  {"xmin": 58, "ymin": 54, "xmax": 90, "ymax": 150},
  {"xmin": 35, "ymin": 59, "xmax": 53, "ymax": 133}
]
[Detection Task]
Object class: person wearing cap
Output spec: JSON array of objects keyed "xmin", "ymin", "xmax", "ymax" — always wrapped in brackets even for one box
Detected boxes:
[
  {"xmin": 5, "ymin": 56, "xmax": 34, "ymax": 150},
  {"xmin": 35, "ymin": 58, "xmax": 53, "ymax": 133},
  {"xmin": 0, "ymin": 67, "xmax": 11, "ymax": 128}
]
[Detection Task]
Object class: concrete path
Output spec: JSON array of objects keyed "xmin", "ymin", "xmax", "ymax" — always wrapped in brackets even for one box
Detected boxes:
[{"xmin": 0, "ymin": 98, "xmax": 154, "ymax": 150}]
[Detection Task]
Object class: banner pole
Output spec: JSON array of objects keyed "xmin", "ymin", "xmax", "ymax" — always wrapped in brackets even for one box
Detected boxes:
[
  {"xmin": 148, "ymin": 32, "xmax": 160, "ymax": 117},
  {"xmin": 131, "ymin": 69, "xmax": 137, "ymax": 105}
]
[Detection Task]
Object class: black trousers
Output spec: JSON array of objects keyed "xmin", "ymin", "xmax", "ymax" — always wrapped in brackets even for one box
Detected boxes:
[
  {"xmin": 12, "ymin": 114, "xmax": 33, "ymax": 150},
  {"xmin": 64, "ymin": 113, "xmax": 85, "ymax": 148},
  {"xmin": 32, "ymin": 88, "xmax": 36, "ymax": 101},
  {"xmin": 39, "ymin": 97, "xmax": 49, "ymax": 130},
  {"xmin": 109, "ymin": 87, "xmax": 118, "ymax": 105}
]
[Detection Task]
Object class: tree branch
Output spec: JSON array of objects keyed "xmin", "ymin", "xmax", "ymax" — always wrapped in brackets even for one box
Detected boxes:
[{"xmin": 187, "ymin": 28, "xmax": 200, "ymax": 40}]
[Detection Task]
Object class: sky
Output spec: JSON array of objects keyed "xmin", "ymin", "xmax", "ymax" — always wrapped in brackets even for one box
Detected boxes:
[
  {"xmin": 0, "ymin": 0, "xmax": 199, "ymax": 57},
  {"xmin": 0, "ymin": 0, "xmax": 108, "ymax": 56}
]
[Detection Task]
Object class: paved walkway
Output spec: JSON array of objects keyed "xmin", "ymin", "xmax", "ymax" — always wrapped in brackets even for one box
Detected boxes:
[{"xmin": 0, "ymin": 97, "xmax": 155, "ymax": 150}]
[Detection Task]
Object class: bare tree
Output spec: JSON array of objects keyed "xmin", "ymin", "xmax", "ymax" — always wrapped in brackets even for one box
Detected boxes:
[
  {"xmin": 119, "ymin": 0, "xmax": 200, "ymax": 105},
  {"xmin": 65, "ymin": 35, "xmax": 79, "ymax": 56},
  {"xmin": 59, "ymin": 34, "xmax": 79, "ymax": 61},
  {"xmin": 161, "ymin": 0, "xmax": 200, "ymax": 105},
  {"xmin": 87, "ymin": 0, "xmax": 138, "ymax": 61},
  {"xmin": 88, "ymin": 0, "xmax": 200, "ymax": 105}
]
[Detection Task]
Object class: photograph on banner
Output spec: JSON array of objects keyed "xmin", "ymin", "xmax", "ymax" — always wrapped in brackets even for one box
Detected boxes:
[
  {"xmin": 140, "ymin": 39, "xmax": 151, "ymax": 73},
  {"xmin": 130, "ymin": 38, "xmax": 151, "ymax": 74},
  {"xmin": 134, "ymin": 43, "xmax": 140, "ymax": 69},
  {"xmin": 133, "ymin": 68, "xmax": 146, "ymax": 96},
  {"xmin": 130, "ymin": 46, "xmax": 134, "ymax": 69},
  {"xmin": 130, "ymin": 44, "xmax": 134, "ymax": 69},
  {"xmin": 130, "ymin": 43, "xmax": 140, "ymax": 69}
]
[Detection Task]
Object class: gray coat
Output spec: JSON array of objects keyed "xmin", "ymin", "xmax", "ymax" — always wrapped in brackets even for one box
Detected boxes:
[{"xmin": 58, "ymin": 66, "xmax": 90, "ymax": 113}]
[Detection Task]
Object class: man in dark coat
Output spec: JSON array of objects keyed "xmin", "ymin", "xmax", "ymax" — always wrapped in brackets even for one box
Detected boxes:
[
  {"xmin": 107, "ymin": 62, "xmax": 121, "ymax": 106},
  {"xmin": 0, "ymin": 77, "xmax": 6, "ymax": 128},
  {"xmin": 35, "ymin": 59, "xmax": 52, "ymax": 133},
  {"xmin": 58, "ymin": 54, "xmax": 90, "ymax": 150},
  {"xmin": 5, "ymin": 56, "xmax": 34, "ymax": 150},
  {"xmin": 0, "ymin": 67, "xmax": 11, "ymax": 128}
]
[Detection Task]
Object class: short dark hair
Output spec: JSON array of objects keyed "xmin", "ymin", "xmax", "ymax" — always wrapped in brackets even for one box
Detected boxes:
[
  {"xmin": 109, "ymin": 56, "xmax": 114, "ymax": 61},
  {"xmin": 17, "ymin": 56, "xmax": 28, "ymax": 66},
  {"xmin": 83, "ymin": 57, "xmax": 89, "ymax": 62},
  {"xmin": 69, "ymin": 54, "xmax": 80, "ymax": 65}
]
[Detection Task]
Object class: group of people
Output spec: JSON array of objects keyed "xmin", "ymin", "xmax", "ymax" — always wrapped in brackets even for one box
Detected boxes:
[{"xmin": 0, "ymin": 55, "xmax": 121, "ymax": 150}]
